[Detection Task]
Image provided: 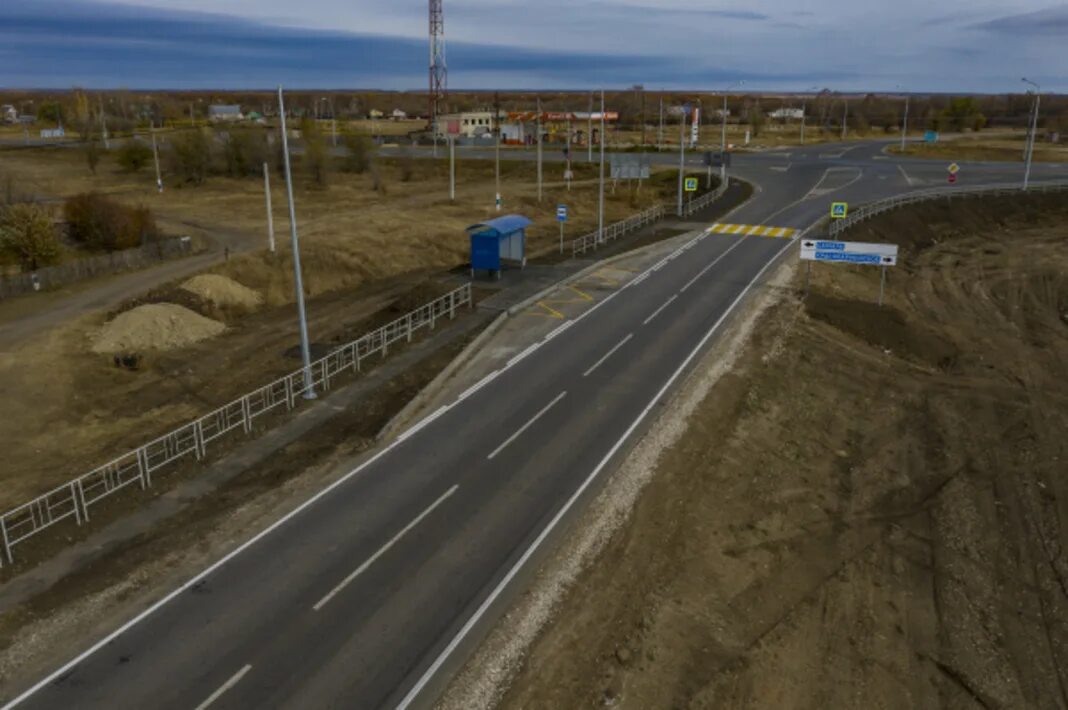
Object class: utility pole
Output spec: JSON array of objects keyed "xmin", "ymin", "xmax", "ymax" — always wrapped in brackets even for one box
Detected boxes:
[
  {"xmin": 598, "ymin": 90, "xmax": 606, "ymax": 243},
  {"xmin": 536, "ymin": 96, "xmax": 543, "ymax": 202},
  {"xmin": 658, "ymin": 95, "xmax": 664, "ymax": 151},
  {"xmin": 494, "ymin": 91, "xmax": 501, "ymax": 211},
  {"xmin": 277, "ymin": 86, "xmax": 316, "ymax": 400},
  {"xmin": 640, "ymin": 87, "xmax": 646, "ymax": 147},
  {"xmin": 263, "ymin": 162, "xmax": 276, "ymax": 252},
  {"xmin": 151, "ymin": 129, "xmax": 162, "ymax": 193},
  {"xmin": 677, "ymin": 101, "xmax": 687, "ymax": 217},
  {"xmin": 841, "ymin": 96, "xmax": 848, "ymax": 140},
  {"xmin": 1023, "ymin": 78, "xmax": 1040, "ymax": 190},
  {"xmin": 588, "ymin": 92, "xmax": 593, "ymax": 162},
  {"xmin": 720, "ymin": 81, "xmax": 743, "ymax": 185},
  {"xmin": 900, "ymin": 93, "xmax": 909, "ymax": 152},
  {"xmin": 98, "ymin": 94, "xmax": 109, "ymax": 150},
  {"xmin": 449, "ymin": 135, "xmax": 456, "ymax": 201}
]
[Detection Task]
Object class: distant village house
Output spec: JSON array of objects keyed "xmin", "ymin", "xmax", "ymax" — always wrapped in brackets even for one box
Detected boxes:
[{"xmin": 208, "ymin": 105, "xmax": 244, "ymax": 123}]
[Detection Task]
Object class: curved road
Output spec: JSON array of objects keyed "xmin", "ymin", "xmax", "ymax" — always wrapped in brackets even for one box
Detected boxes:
[{"xmin": 3, "ymin": 141, "xmax": 1066, "ymax": 710}]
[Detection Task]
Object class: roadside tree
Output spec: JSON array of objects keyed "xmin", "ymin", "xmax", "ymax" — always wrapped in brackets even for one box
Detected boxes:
[
  {"xmin": 0, "ymin": 203, "xmax": 62, "ymax": 271},
  {"xmin": 169, "ymin": 129, "xmax": 212, "ymax": 185},
  {"xmin": 116, "ymin": 140, "xmax": 154, "ymax": 172}
]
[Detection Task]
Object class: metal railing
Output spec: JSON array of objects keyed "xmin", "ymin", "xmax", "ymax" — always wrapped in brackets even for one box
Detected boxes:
[
  {"xmin": 679, "ymin": 178, "xmax": 729, "ymax": 218},
  {"xmin": 571, "ymin": 203, "xmax": 665, "ymax": 257},
  {"xmin": 829, "ymin": 180, "xmax": 1068, "ymax": 237},
  {"xmin": 0, "ymin": 283, "xmax": 473, "ymax": 567}
]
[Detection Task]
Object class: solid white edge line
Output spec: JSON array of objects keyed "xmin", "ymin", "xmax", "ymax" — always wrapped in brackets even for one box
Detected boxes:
[
  {"xmin": 582, "ymin": 333, "xmax": 634, "ymax": 378},
  {"xmin": 486, "ymin": 391, "xmax": 567, "ymax": 461},
  {"xmin": 193, "ymin": 664, "xmax": 253, "ymax": 710},
  {"xmin": 642, "ymin": 294, "xmax": 678, "ymax": 325},
  {"xmin": 0, "ymin": 218, "xmax": 728, "ymax": 710},
  {"xmin": 396, "ymin": 229, "xmax": 804, "ymax": 710},
  {"xmin": 679, "ymin": 236, "xmax": 749, "ymax": 293},
  {"xmin": 396, "ymin": 405, "xmax": 451, "ymax": 443},
  {"xmin": 312, "ymin": 484, "xmax": 459, "ymax": 611}
]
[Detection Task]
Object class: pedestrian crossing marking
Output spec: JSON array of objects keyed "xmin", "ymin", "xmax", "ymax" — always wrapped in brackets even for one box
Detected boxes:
[{"xmin": 706, "ymin": 223, "xmax": 797, "ymax": 238}]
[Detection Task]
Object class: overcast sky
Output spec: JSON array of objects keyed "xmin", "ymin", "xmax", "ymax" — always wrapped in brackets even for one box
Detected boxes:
[{"xmin": 1, "ymin": 0, "xmax": 1065, "ymax": 92}]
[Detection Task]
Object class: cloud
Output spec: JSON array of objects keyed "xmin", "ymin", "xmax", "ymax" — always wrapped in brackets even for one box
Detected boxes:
[
  {"xmin": 0, "ymin": 0, "xmax": 1065, "ymax": 92},
  {"xmin": 971, "ymin": 4, "xmax": 1068, "ymax": 35}
]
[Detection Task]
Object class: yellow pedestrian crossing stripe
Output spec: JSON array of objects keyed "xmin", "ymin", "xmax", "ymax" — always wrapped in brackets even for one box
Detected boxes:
[{"xmin": 707, "ymin": 223, "xmax": 797, "ymax": 238}]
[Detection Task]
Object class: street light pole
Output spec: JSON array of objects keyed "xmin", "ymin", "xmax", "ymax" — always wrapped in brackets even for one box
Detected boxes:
[
  {"xmin": 494, "ymin": 91, "xmax": 501, "ymax": 211},
  {"xmin": 658, "ymin": 94, "xmax": 664, "ymax": 151},
  {"xmin": 598, "ymin": 90, "xmax": 605, "ymax": 243},
  {"xmin": 677, "ymin": 101, "xmax": 687, "ymax": 217},
  {"xmin": 720, "ymin": 81, "xmax": 743, "ymax": 184},
  {"xmin": 536, "ymin": 96, "xmax": 543, "ymax": 202},
  {"xmin": 588, "ymin": 92, "xmax": 593, "ymax": 163},
  {"xmin": 277, "ymin": 86, "xmax": 316, "ymax": 400},
  {"xmin": 900, "ymin": 90, "xmax": 910, "ymax": 152},
  {"xmin": 1023, "ymin": 78, "xmax": 1041, "ymax": 190},
  {"xmin": 841, "ymin": 95, "xmax": 848, "ymax": 140}
]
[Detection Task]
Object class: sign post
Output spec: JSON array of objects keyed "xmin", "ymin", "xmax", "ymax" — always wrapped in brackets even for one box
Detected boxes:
[
  {"xmin": 557, "ymin": 204, "xmax": 568, "ymax": 253},
  {"xmin": 684, "ymin": 176, "xmax": 698, "ymax": 211},
  {"xmin": 800, "ymin": 238, "xmax": 899, "ymax": 305}
]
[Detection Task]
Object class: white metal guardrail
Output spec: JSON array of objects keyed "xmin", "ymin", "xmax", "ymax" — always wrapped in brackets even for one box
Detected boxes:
[
  {"xmin": 679, "ymin": 178, "xmax": 729, "ymax": 218},
  {"xmin": 0, "ymin": 283, "xmax": 473, "ymax": 567},
  {"xmin": 829, "ymin": 180, "xmax": 1068, "ymax": 237},
  {"xmin": 571, "ymin": 203, "xmax": 664, "ymax": 257},
  {"xmin": 568, "ymin": 177, "xmax": 730, "ymax": 258}
]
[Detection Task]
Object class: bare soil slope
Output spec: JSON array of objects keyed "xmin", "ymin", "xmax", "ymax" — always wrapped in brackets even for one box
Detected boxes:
[{"xmin": 499, "ymin": 193, "xmax": 1068, "ymax": 709}]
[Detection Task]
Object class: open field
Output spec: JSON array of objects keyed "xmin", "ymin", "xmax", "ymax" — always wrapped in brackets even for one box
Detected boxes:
[
  {"xmin": 0, "ymin": 143, "xmax": 689, "ymax": 513},
  {"xmin": 889, "ymin": 133, "xmax": 1068, "ymax": 162},
  {"xmin": 494, "ymin": 193, "xmax": 1068, "ymax": 708}
]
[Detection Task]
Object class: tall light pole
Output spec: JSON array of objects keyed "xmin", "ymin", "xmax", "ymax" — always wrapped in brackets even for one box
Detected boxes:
[
  {"xmin": 494, "ymin": 91, "xmax": 501, "ymax": 211},
  {"xmin": 587, "ymin": 92, "xmax": 594, "ymax": 162},
  {"xmin": 598, "ymin": 90, "xmax": 606, "ymax": 243},
  {"xmin": 658, "ymin": 94, "xmax": 664, "ymax": 151},
  {"xmin": 898, "ymin": 85, "xmax": 910, "ymax": 152},
  {"xmin": 800, "ymin": 85, "xmax": 818, "ymax": 145},
  {"xmin": 536, "ymin": 96, "xmax": 543, "ymax": 202},
  {"xmin": 677, "ymin": 100, "xmax": 687, "ymax": 217},
  {"xmin": 277, "ymin": 86, "xmax": 316, "ymax": 400},
  {"xmin": 1022, "ymin": 78, "xmax": 1041, "ymax": 190},
  {"xmin": 840, "ymin": 94, "xmax": 848, "ymax": 140},
  {"xmin": 720, "ymin": 81, "xmax": 744, "ymax": 184}
]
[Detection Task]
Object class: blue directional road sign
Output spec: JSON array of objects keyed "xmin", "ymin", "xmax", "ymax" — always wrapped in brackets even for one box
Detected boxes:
[
  {"xmin": 800, "ymin": 239, "xmax": 898, "ymax": 267},
  {"xmin": 556, "ymin": 205, "xmax": 568, "ymax": 222}
]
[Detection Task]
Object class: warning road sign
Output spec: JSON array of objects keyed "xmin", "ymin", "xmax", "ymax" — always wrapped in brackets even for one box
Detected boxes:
[{"xmin": 684, "ymin": 177, "xmax": 698, "ymax": 192}]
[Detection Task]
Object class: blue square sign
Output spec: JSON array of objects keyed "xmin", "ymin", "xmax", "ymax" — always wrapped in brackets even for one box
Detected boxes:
[{"xmin": 557, "ymin": 205, "xmax": 568, "ymax": 222}]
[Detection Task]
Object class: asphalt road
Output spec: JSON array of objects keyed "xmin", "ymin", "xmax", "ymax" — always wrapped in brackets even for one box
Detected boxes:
[{"xmin": 5, "ymin": 141, "xmax": 1067, "ymax": 710}]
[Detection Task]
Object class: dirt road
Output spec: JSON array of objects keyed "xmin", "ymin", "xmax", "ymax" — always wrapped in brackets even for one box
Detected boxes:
[{"xmin": 487, "ymin": 193, "xmax": 1068, "ymax": 709}]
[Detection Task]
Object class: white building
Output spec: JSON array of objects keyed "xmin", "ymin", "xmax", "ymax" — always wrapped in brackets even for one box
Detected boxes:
[
  {"xmin": 768, "ymin": 107, "xmax": 805, "ymax": 120},
  {"xmin": 433, "ymin": 110, "xmax": 508, "ymax": 139},
  {"xmin": 391, "ymin": 109, "xmax": 408, "ymax": 120},
  {"xmin": 208, "ymin": 105, "xmax": 244, "ymax": 122},
  {"xmin": 1, "ymin": 105, "xmax": 17, "ymax": 124}
]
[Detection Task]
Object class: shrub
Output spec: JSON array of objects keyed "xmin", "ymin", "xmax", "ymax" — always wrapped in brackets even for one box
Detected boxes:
[
  {"xmin": 116, "ymin": 140, "xmax": 154, "ymax": 172},
  {"xmin": 300, "ymin": 120, "xmax": 329, "ymax": 188},
  {"xmin": 0, "ymin": 203, "xmax": 62, "ymax": 271},
  {"xmin": 64, "ymin": 193, "xmax": 160, "ymax": 251},
  {"xmin": 168, "ymin": 129, "xmax": 212, "ymax": 185},
  {"xmin": 341, "ymin": 134, "xmax": 374, "ymax": 174},
  {"xmin": 219, "ymin": 128, "xmax": 268, "ymax": 178}
]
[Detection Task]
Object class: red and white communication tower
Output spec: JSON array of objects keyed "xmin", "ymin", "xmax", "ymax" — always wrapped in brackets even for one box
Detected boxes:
[{"xmin": 429, "ymin": 0, "xmax": 448, "ymax": 127}]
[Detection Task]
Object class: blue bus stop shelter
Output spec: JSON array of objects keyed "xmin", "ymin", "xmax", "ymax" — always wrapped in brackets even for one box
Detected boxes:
[{"xmin": 466, "ymin": 214, "xmax": 531, "ymax": 279}]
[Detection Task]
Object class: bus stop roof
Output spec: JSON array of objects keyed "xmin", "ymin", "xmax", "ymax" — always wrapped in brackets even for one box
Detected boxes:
[{"xmin": 466, "ymin": 214, "xmax": 532, "ymax": 237}]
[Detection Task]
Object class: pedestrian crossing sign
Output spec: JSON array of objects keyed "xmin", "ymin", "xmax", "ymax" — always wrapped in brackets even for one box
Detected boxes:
[
  {"xmin": 684, "ymin": 177, "xmax": 698, "ymax": 192},
  {"xmin": 830, "ymin": 202, "xmax": 848, "ymax": 219}
]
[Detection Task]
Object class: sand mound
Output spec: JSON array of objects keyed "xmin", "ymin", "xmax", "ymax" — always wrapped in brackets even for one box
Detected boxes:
[
  {"xmin": 92, "ymin": 303, "xmax": 226, "ymax": 353},
  {"xmin": 180, "ymin": 274, "xmax": 263, "ymax": 310}
]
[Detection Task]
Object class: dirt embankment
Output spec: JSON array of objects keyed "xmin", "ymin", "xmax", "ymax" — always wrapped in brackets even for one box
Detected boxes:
[{"xmin": 495, "ymin": 193, "xmax": 1068, "ymax": 709}]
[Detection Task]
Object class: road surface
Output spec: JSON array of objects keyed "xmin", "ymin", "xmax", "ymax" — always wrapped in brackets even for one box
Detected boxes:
[{"xmin": 4, "ymin": 141, "xmax": 1067, "ymax": 710}]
